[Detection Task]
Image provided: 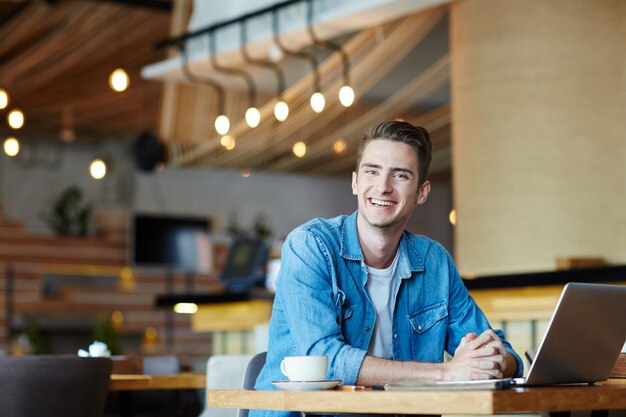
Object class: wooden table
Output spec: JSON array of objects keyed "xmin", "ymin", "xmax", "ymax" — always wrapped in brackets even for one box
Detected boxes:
[
  {"xmin": 109, "ymin": 373, "xmax": 205, "ymax": 391},
  {"xmin": 208, "ymin": 383, "xmax": 626, "ymax": 415},
  {"xmin": 110, "ymin": 373, "xmax": 205, "ymax": 417}
]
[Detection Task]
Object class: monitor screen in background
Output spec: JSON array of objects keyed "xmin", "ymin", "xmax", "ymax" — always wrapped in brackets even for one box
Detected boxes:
[
  {"xmin": 132, "ymin": 215, "xmax": 213, "ymax": 273},
  {"xmin": 220, "ymin": 239, "xmax": 269, "ymax": 292}
]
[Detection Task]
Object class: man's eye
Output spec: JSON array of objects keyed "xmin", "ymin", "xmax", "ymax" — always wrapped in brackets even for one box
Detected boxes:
[
  {"xmin": 394, "ymin": 173, "xmax": 409, "ymax": 180},
  {"xmin": 364, "ymin": 169, "xmax": 377, "ymax": 175}
]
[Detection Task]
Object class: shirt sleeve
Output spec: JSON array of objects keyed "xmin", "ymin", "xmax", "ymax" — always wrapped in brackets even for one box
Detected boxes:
[
  {"xmin": 275, "ymin": 229, "xmax": 367, "ymax": 384},
  {"xmin": 444, "ymin": 254, "xmax": 524, "ymax": 378}
]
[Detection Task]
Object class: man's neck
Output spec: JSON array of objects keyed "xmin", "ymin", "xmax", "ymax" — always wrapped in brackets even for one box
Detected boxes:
[{"xmin": 356, "ymin": 215, "xmax": 405, "ymax": 269}]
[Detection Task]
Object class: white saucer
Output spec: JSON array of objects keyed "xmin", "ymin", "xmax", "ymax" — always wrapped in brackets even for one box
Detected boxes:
[{"xmin": 272, "ymin": 379, "xmax": 342, "ymax": 391}]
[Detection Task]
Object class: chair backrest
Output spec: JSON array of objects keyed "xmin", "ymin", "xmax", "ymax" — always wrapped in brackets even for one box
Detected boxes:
[
  {"xmin": 0, "ymin": 355, "xmax": 112, "ymax": 417},
  {"xmin": 200, "ymin": 354, "xmax": 253, "ymax": 417},
  {"xmin": 142, "ymin": 355, "xmax": 180, "ymax": 375},
  {"xmin": 241, "ymin": 351, "xmax": 266, "ymax": 390},
  {"xmin": 238, "ymin": 351, "xmax": 267, "ymax": 417}
]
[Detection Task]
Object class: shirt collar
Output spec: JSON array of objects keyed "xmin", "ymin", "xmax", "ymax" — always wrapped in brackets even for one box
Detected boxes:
[
  {"xmin": 340, "ymin": 211, "xmax": 362, "ymax": 261},
  {"xmin": 340, "ymin": 211, "xmax": 425, "ymax": 274}
]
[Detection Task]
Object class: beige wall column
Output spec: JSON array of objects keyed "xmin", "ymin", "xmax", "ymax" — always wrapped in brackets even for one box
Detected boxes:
[{"xmin": 450, "ymin": 0, "xmax": 626, "ymax": 276}]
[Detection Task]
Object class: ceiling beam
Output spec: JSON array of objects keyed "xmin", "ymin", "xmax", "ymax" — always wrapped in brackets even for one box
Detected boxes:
[{"xmin": 92, "ymin": 0, "xmax": 172, "ymax": 12}]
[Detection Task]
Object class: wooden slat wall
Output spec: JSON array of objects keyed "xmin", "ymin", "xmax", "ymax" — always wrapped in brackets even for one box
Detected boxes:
[{"xmin": 0, "ymin": 215, "xmax": 227, "ymax": 366}]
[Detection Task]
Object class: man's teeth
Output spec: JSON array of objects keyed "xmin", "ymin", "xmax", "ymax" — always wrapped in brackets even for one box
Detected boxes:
[{"xmin": 371, "ymin": 198, "xmax": 394, "ymax": 206}]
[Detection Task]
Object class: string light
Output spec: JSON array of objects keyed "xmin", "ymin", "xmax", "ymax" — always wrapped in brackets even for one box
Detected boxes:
[
  {"xmin": 339, "ymin": 85, "xmax": 355, "ymax": 107},
  {"xmin": 272, "ymin": 8, "xmax": 324, "ymax": 115},
  {"xmin": 245, "ymin": 107, "xmax": 261, "ymax": 128},
  {"xmin": 7, "ymin": 109, "xmax": 24, "ymax": 129},
  {"xmin": 292, "ymin": 141, "xmax": 307, "ymax": 158},
  {"xmin": 179, "ymin": 43, "xmax": 227, "ymax": 139},
  {"xmin": 90, "ymin": 158, "xmax": 107, "ymax": 179},
  {"xmin": 333, "ymin": 139, "xmax": 347, "ymax": 154},
  {"xmin": 240, "ymin": 18, "xmax": 287, "ymax": 123},
  {"xmin": 109, "ymin": 68, "xmax": 129, "ymax": 92},
  {"xmin": 3, "ymin": 136, "xmax": 19, "ymax": 157},
  {"xmin": 214, "ymin": 114, "xmax": 230, "ymax": 135},
  {"xmin": 274, "ymin": 100, "xmax": 289, "ymax": 122},
  {"xmin": 307, "ymin": 0, "xmax": 355, "ymax": 108},
  {"xmin": 220, "ymin": 135, "xmax": 236, "ymax": 150},
  {"xmin": 310, "ymin": 92, "xmax": 326, "ymax": 113},
  {"xmin": 0, "ymin": 88, "xmax": 8, "ymax": 109},
  {"xmin": 209, "ymin": 30, "xmax": 260, "ymax": 130}
]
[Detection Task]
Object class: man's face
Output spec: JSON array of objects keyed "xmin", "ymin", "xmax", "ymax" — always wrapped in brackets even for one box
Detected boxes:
[{"xmin": 352, "ymin": 139, "xmax": 430, "ymax": 231}]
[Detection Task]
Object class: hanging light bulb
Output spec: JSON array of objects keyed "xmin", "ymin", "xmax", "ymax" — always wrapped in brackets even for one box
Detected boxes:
[
  {"xmin": 339, "ymin": 85, "xmax": 355, "ymax": 107},
  {"xmin": 274, "ymin": 100, "xmax": 289, "ymax": 122},
  {"xmin": 214, "ymin": 114, "xmax": 230, "ymax": 135},
  {"xmin": 292, "ymin": 141, "xmax": 307, "ymax": 158},
  {"xmin": 449, "ymin": 209, "xmax": 457, "ymax": 226},
  {"xmin": 310, "ymin": 92, "xmax": 325, "ymax": 113},
  {"xmin": 241, "ymin": 18, "xmax": 287, "ymax": 126},
  {"xmin": 109, "ymin": 68, "xmax": 129, "ymax": 92},
  {"xmin": 245, "ymin": 107, "xmax": 261, "ymax": 128},
  {"xmin": 7, "ymin": 109, "xmax": 24, "ymax": 129},
  {"xmin": 333, "ymin": 139, "xmax": 347, "ymax": 154},
  {"xmin": 0, "ymin": 88, "xmax": 8, "ymax": 110},
  {"xmin": 90, "ymin": 158, "xmax": 107, "ymax": 180},
  {"xmin": 3, "ymin": 136, "xmax": 19, "ymax": 157},
  {"xmin": 220, "ymin": 135, "xmax": 236, "ymax": 150}
]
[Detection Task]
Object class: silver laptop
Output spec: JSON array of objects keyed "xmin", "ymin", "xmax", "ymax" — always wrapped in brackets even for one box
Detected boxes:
[{"xmin": 387, "ymin": 282, "xmax": 626, "ymax": 390}]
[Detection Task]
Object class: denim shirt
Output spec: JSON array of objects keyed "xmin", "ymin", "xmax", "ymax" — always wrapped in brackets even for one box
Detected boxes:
[{"xmin": 251, "ymin": 212, "xmax": 523, "ymax": 417}]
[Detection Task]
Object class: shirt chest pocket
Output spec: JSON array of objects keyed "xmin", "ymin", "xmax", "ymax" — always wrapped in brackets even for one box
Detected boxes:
[
  {"xmin": 408, "ymin": 301, "xmax": 448, "ymax": 334},
  {"xmin": 407, "ymin": 301, "xmax": 449, "ymax": 360},
  {"xmin": 335, "ymin": 289, "xmax": 354, "ymax": 322}
]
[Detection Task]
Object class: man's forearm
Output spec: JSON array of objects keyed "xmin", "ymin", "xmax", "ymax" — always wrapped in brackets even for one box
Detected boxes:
[
  {"xmin": 356, "ymin": 350, "xmax": 518, "ymax": 385},
  {"xmin": 356, "ymin": 355, "xmax": 444, "ymax": 386}
]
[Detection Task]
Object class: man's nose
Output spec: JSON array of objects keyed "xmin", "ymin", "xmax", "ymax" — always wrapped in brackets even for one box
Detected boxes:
[{"xmin": 375, "ymin": 175, "xmax": 393, "ymax": 193}]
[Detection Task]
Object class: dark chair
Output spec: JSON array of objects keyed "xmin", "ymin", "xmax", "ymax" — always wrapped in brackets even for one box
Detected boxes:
[
  {"xmin": 0, "ymin": 355, "xmax": 112, "ymax": 417},
  {"xmin": 238, "ymin": 351, "xmax": 267, "ymax": 417}
]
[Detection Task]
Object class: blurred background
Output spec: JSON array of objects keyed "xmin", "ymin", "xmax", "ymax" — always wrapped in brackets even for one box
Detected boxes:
[{"xmin": 0, "ymin": 0, "xmax": 624, "ymax": 382}]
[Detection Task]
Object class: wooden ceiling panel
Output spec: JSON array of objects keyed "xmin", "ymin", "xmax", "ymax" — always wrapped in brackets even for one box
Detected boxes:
[
  {"xmin": 0, "ymin": 2, "xmax": 452, "ymax": 176},
  {"xmin": 0, "ymin": 2, "xmax": 170, "ymax": 141}
]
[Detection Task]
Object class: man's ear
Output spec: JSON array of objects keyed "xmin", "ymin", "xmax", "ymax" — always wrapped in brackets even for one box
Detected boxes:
[
  {"xmin": 351, "ymin": 171, "xmax": 358, "ymax": 195},
  {"xmin": 417, "ymin": 180, "xmax": 430, "ymax": 205}
]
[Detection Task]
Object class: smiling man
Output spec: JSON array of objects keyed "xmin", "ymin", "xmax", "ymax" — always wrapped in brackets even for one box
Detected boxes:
[{"xmin": 251, "ymin": 121, "xmax": 522, "ymax": 417}]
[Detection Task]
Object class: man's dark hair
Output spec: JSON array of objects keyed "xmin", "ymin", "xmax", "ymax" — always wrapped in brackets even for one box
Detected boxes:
[{"xmin": 356, "ymin": 121, "xmax": 432, "ymax": 187}]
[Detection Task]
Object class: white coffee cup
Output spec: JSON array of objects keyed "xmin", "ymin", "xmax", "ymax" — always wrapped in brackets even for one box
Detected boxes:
[{"xmin": 280, "ymin": 355, "xmax": 328, "ymax": 381}]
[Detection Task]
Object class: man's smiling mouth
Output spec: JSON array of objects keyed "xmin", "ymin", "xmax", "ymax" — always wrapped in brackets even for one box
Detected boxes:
[{"xmin": 370, "ymin": 198, "xmax": 395, "ymax": 207}]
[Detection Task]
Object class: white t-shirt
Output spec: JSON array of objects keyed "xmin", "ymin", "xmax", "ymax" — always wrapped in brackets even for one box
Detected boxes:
[{"xmin": 365, "ymin": 251, "xmax": 401, "ymax": 359}]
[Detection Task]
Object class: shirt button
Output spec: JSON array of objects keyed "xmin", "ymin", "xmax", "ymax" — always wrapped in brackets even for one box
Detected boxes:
[
  {"xmin": 417, "ymin": 325, "xmax": 422, "ymax": 331},
  {"xmin": 393, "ymin": 333, "xmax": 398, "ymax": 339},
  {"xmin": 364, "ymin": 326, "xmax": 371, "ymax": 332}
]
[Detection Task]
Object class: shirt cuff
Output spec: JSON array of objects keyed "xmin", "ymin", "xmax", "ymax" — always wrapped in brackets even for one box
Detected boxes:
[{"xmin": 332, "ymin": 345, "xmax": 368, "ymax": 385}]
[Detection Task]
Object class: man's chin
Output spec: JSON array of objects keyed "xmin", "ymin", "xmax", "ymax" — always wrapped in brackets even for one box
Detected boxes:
[
  {"xmin": 358, "ymin": 207, "xmax": 407, "ymax": 230},
  {"xmin": 363, "ymin": 215, "xmax": 400, "ymax": 230}
]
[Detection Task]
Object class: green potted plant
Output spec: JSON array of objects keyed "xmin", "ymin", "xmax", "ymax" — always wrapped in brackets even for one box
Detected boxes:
[{"xmin": 43, "ymin": 185, "xmax": 93, "ymax": 236}]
